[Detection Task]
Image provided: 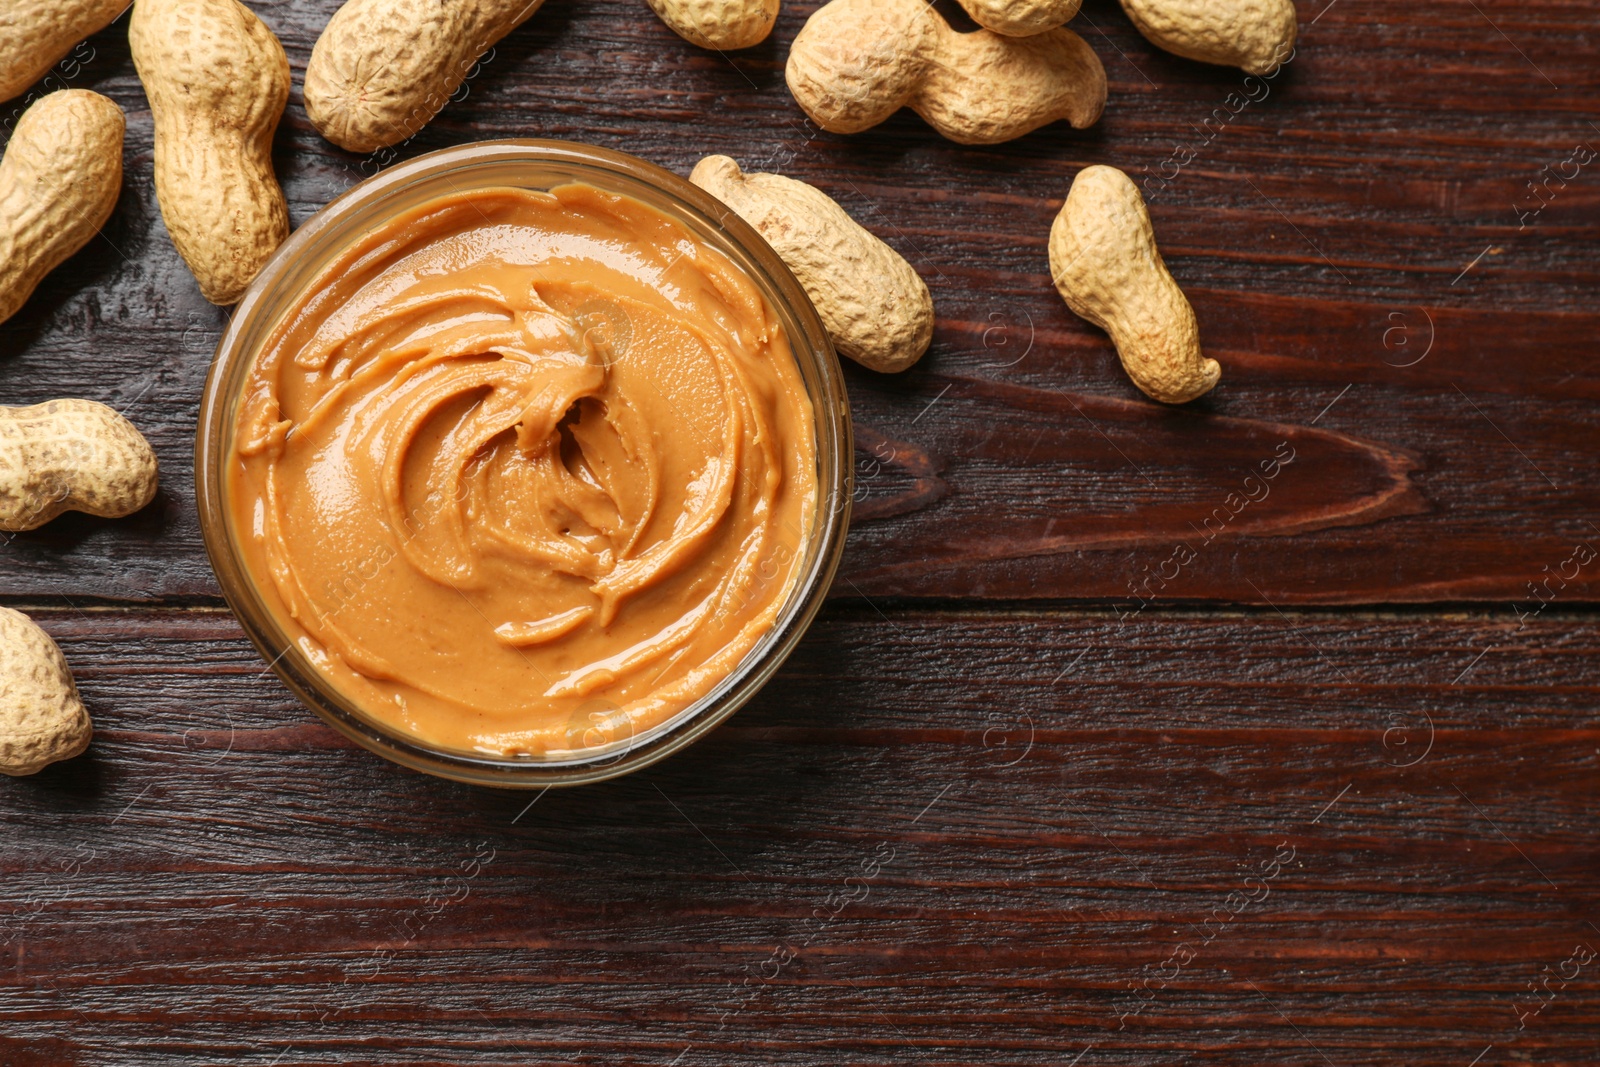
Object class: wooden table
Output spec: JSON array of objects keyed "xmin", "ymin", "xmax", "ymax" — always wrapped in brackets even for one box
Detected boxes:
[{"xmin": 3, "ymin": 0, "xmax": 1597, "ymax": 1062}]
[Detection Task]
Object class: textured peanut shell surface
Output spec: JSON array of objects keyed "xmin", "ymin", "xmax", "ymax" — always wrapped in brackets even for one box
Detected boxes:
[
  {"xmin": 915, "ymin": 19, "xmax": 1104, "ymax": 144},
  {"xmin": 646, "ymin": 0, "xmax": 778, "ymax": 50},
  {"xmin": 1119, "ymin": 0, "xmax": 1297, "ymax": 75},
  {"xmin": 130, "ymin": 0, "xmax": 290, "ymax": 306},
  {"xmin": 1048, "ymin": 166, "xmax": 1220, "ymax": 405},
  {"xmin": 305, "ymin": 0, "xmax": 546, "ymax": 153},
  {"xmin": 0, "ymin": 608, "xmax": 90, "ymax": 777},
  {"xmin": 786, "ymin": 0, "xmax": 1105, "ymax": 145},
  {"xmin": 953, "ymin": 0, "xmax": 1080, "ymax": 36},
  {"xmin": 0, "ymin": 0, "xmax": 130, "ymax": 104},
  {"xmin": 784, "ymin": 0, "xmax": 935, "ymax": 134},
  {"xmin": 0, "ymin": 90, "xmax": 124, "ymax": 328},
  {"xmin": 0, "ymin": 399, "xmax": 159, "ymax": 532},
  {"xmin": 691, "ymin": 155, "xmax": 933, "ymax": 373}
]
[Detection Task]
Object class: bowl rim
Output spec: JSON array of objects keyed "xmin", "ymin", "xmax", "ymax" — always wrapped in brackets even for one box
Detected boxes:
[{"xmin": 195, "ymin": 138, "xmax": 853, "ymax": 788}]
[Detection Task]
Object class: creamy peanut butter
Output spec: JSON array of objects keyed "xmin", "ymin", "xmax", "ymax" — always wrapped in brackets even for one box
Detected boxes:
[{"xmin": 229, "ymin": 184, "xmax": 817, "ymax": 756}]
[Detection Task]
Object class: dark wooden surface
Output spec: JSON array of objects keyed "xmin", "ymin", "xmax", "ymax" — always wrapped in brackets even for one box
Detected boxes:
[{"xmin": 2, "ymin": 0, "xmax": 1598, "ymax": 1062}]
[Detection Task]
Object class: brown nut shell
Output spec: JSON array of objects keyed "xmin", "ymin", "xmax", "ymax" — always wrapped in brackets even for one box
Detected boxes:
[
  {"xmin": 1048, "ymin": 166, "xmax": 1220, "ymax": 405},
  {"xmin": 783, "ymin": 0, "xmax": 935, "ymax": 135},
  {"xmin": 0, "ymin": 399, "xmax": 159, "ymax": 531},
  {"xmin": 305, "ymin": 0, "xmax": 547, "ymax": 154},
  {"xmin": 0, "ymin": 608, "xmax": 91, "ymax": 777},
  {"xmin": 0, "ymin": 90, "xmax": 124, "ymax": 328},
  {"xmin": 953, "ymin": 0, "xmax": 1081, "ymax": 37},
  {"xmin": 691, "ymin": 155, "xmax": 933, "ymax": 373},
  {"xmin": 130, "ymin": 0, "xmax": 291, "ymax": 306},
  {"xmin": 914, "ymin": 14, "xmax": 1105, "ymax": 145},
  {"xmin": 646, "ymin": 0, "xmax": 779, "ymax": 50},
  {"xmin": 785, "ymin": 0, "xmax": 1105, "ymax": 145},
  {"xmin": 1118, "ymin": 0, "xmax": 1297, "ymax": 75},
  {"xmin": 0, "ymin": 0, "xmax": 130, "ymax": 104}
]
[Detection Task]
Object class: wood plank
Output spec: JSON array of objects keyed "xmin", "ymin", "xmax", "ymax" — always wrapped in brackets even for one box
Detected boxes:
[
  {"xmin": 0, "ymin": 1, "xmax": 1596, "ymax": 604},
  {"xmin": 0, "ymin": 605, "xmax": 1596, "ymax": 1062}
]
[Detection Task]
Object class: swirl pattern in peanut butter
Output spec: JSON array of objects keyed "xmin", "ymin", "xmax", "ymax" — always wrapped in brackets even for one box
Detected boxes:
[{"xmin": 230, "ymin": 185, "xmax": 816, "ymax": 756}]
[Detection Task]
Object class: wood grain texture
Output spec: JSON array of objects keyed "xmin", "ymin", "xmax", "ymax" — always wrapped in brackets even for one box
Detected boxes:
[
  {"xmin": 1, "ymin": 607, "xmax": 1598, "ymax": 1064},
  {"xmin": 1, "ymin": 1, "xmax": 1598, "ymax": 1062},
  {"xmin": 0, "ymin": 0, "xmax": 1595, "ymax": 603}
]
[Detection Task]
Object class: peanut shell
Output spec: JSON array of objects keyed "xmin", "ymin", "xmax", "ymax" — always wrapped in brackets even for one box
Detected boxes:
[
  {"xmin": 0, "ymin": 608, "xmax": 91, "ymax": 777},
  {"xmin": 646, "ymin": 0, "xmax": 778, "ymax": 50},
  {"xmin": 1048, "ymin": 166, "xmax": 1220, "ymax": 404},
  {"xmin": 0, "ymin": 0, "xmax": 129, "ymax": 104},
  {"xmin": 0, "ymin": 90, "xmax": 124, "ymax": 327},
  {"xmin": 786, "ymin": 0, "xmax": 1105, "ymax": 146},
  {"xmin": 305, "ymin": 0, "xmax": 547, "ymax": 153},
  {"xmin": 0, "ymin": 399, "xmax": 159, "ymax": 532},
  {"xmin": 691, "ymin": 155, "xmax": 933, "ymax": 373},
  {"xmin": 1119, "ymin": 0, "xmax": 1297, "ymax": 75},
  {"xmin": 953, "ymin": 0, "xmax": 1081, "ymax": 37},
  {"xmin": 130, "ymin": 0, "xmax": 291, "ymax": 305}
]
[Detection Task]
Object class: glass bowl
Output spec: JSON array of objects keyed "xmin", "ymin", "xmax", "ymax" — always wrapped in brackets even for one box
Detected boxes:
[{"xmin": 196, "ymin": 140, "xmax": 853, "ymax": 788}]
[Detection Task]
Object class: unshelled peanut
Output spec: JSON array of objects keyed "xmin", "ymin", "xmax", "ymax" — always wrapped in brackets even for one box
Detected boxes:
[
  {"xmin": 1048, "ymin": 166, "xmax": 1220, "ymax": 404},
  {"xmin": 0, "ymin": 608, "xmax": 91, "ymax": 777},
  {"xmin": 691, "ymin": 155, "xmax": 933, "ymax": 373},
  {"xmin": 130, "ymin": 0, "xmax": 290, "ymax": 305},
  {"xmin": 787, "ymin": 0, "xmax": 1105, "ymax": 145},
  {"xmin": 647, "ymin": 0, "xmax": 778, "ymax": 50},
  {"xmin": 0, "ymin": 400, "xmax": 159, "ymax": 531},
  {"xmin": 1119, "ymin": 0, "xmax": 1296, "ymax": 75},
  {"xmin": 0, "ymin": 0, "xmax": 129, "ymax": 104},
  {"xmin": 0, "ymin": 90, "xmax": 124, "ymax": 328},
  {"xmin": 954, "ymin": 0, "xmax": 1080, "ymax": 37},
  {"xmin": 305, "ymin": 0, "xmax": 547, "ymax": 153}
]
